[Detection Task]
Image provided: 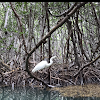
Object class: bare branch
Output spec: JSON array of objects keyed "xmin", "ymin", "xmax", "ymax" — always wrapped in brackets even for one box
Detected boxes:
[
  {"xmin": 10, "ymin": 2, "xmax": 28, "ymax": 54},
  {"xmin": 4, "ymin": 8, "xmax": 10, "ymax": 28},
  {"xmin": 74, "ymin": 54, "xmax": 100, "ymax": 77},
  {"xmin": 48, "ymin": 2, "xmax": 78, "ymax": 17}
]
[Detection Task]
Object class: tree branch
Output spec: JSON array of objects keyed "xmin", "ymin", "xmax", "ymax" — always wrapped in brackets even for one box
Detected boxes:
[
  {"xmin": 90, "ymin": 2, "xmax": 100, "ymax": 27},
  {"xmin": 10, "ymin": 2, "xmax": 28, "ymax": 54},
  {"xmin": 74, "ymin": 54, "xmax": 100, "ymax": 77},
  {"xmin": 48, "ymin": 2, "xmax": 78, "ymax": 17}
]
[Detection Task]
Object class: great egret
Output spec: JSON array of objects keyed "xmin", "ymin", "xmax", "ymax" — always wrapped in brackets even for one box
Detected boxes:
[{"xmin": 32, "ymin": 56, "xmax": 56, "ymax": 73}]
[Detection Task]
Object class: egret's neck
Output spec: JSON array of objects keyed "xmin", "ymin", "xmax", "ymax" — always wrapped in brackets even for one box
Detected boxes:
[
  {"xmin": 50, "ymin": 58, "xmax": 53, "ymax": 65},
  {"xmin": 46, "ymin": 56, "xmax": 56, "ymax": 67},
  {"xmin": 46, "ymin": 58, "xmax": 53, "ymax": 67}
]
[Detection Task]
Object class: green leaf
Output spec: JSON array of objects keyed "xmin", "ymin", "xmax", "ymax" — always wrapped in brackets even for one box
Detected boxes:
[{"xmin": 19, "ymin": 32, "xmax": 24, "ymax": 35}]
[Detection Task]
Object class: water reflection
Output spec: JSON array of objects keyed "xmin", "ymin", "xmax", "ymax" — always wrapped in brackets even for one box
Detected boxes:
[{"xmin": 0, "ymin": 86, "xmax": 100, "ymax": 100}]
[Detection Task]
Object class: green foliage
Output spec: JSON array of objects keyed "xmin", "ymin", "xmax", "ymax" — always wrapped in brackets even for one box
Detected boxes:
[
  {"xmin": 19, "ymin": 32, "xmax": 24, "ymax": 35},
  {"xmin": 7, "ymin": 44, "xmax": 14, "ymax": 50}
]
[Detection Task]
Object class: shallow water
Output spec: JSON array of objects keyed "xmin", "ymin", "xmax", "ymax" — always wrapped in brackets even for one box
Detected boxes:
[{"xmin": 0, "ymin": 86, "xmax": 100, "ymax": 100}]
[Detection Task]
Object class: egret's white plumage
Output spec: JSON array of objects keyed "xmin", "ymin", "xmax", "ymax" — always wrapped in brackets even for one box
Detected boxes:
[{"xmin": 32, "ymin": 56, "xmax": 56, "ymax": 73}]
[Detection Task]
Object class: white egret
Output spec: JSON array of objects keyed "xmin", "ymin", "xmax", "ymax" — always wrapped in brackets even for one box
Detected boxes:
[{"xmin": 32, "ymin": 56, "xmax": 56, "ymax": 73}]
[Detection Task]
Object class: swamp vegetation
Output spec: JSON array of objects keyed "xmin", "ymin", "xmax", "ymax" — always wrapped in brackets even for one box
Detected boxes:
[{"xmin": 0, "ymin": 3, "xmax": 100, "ymax": 96}]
